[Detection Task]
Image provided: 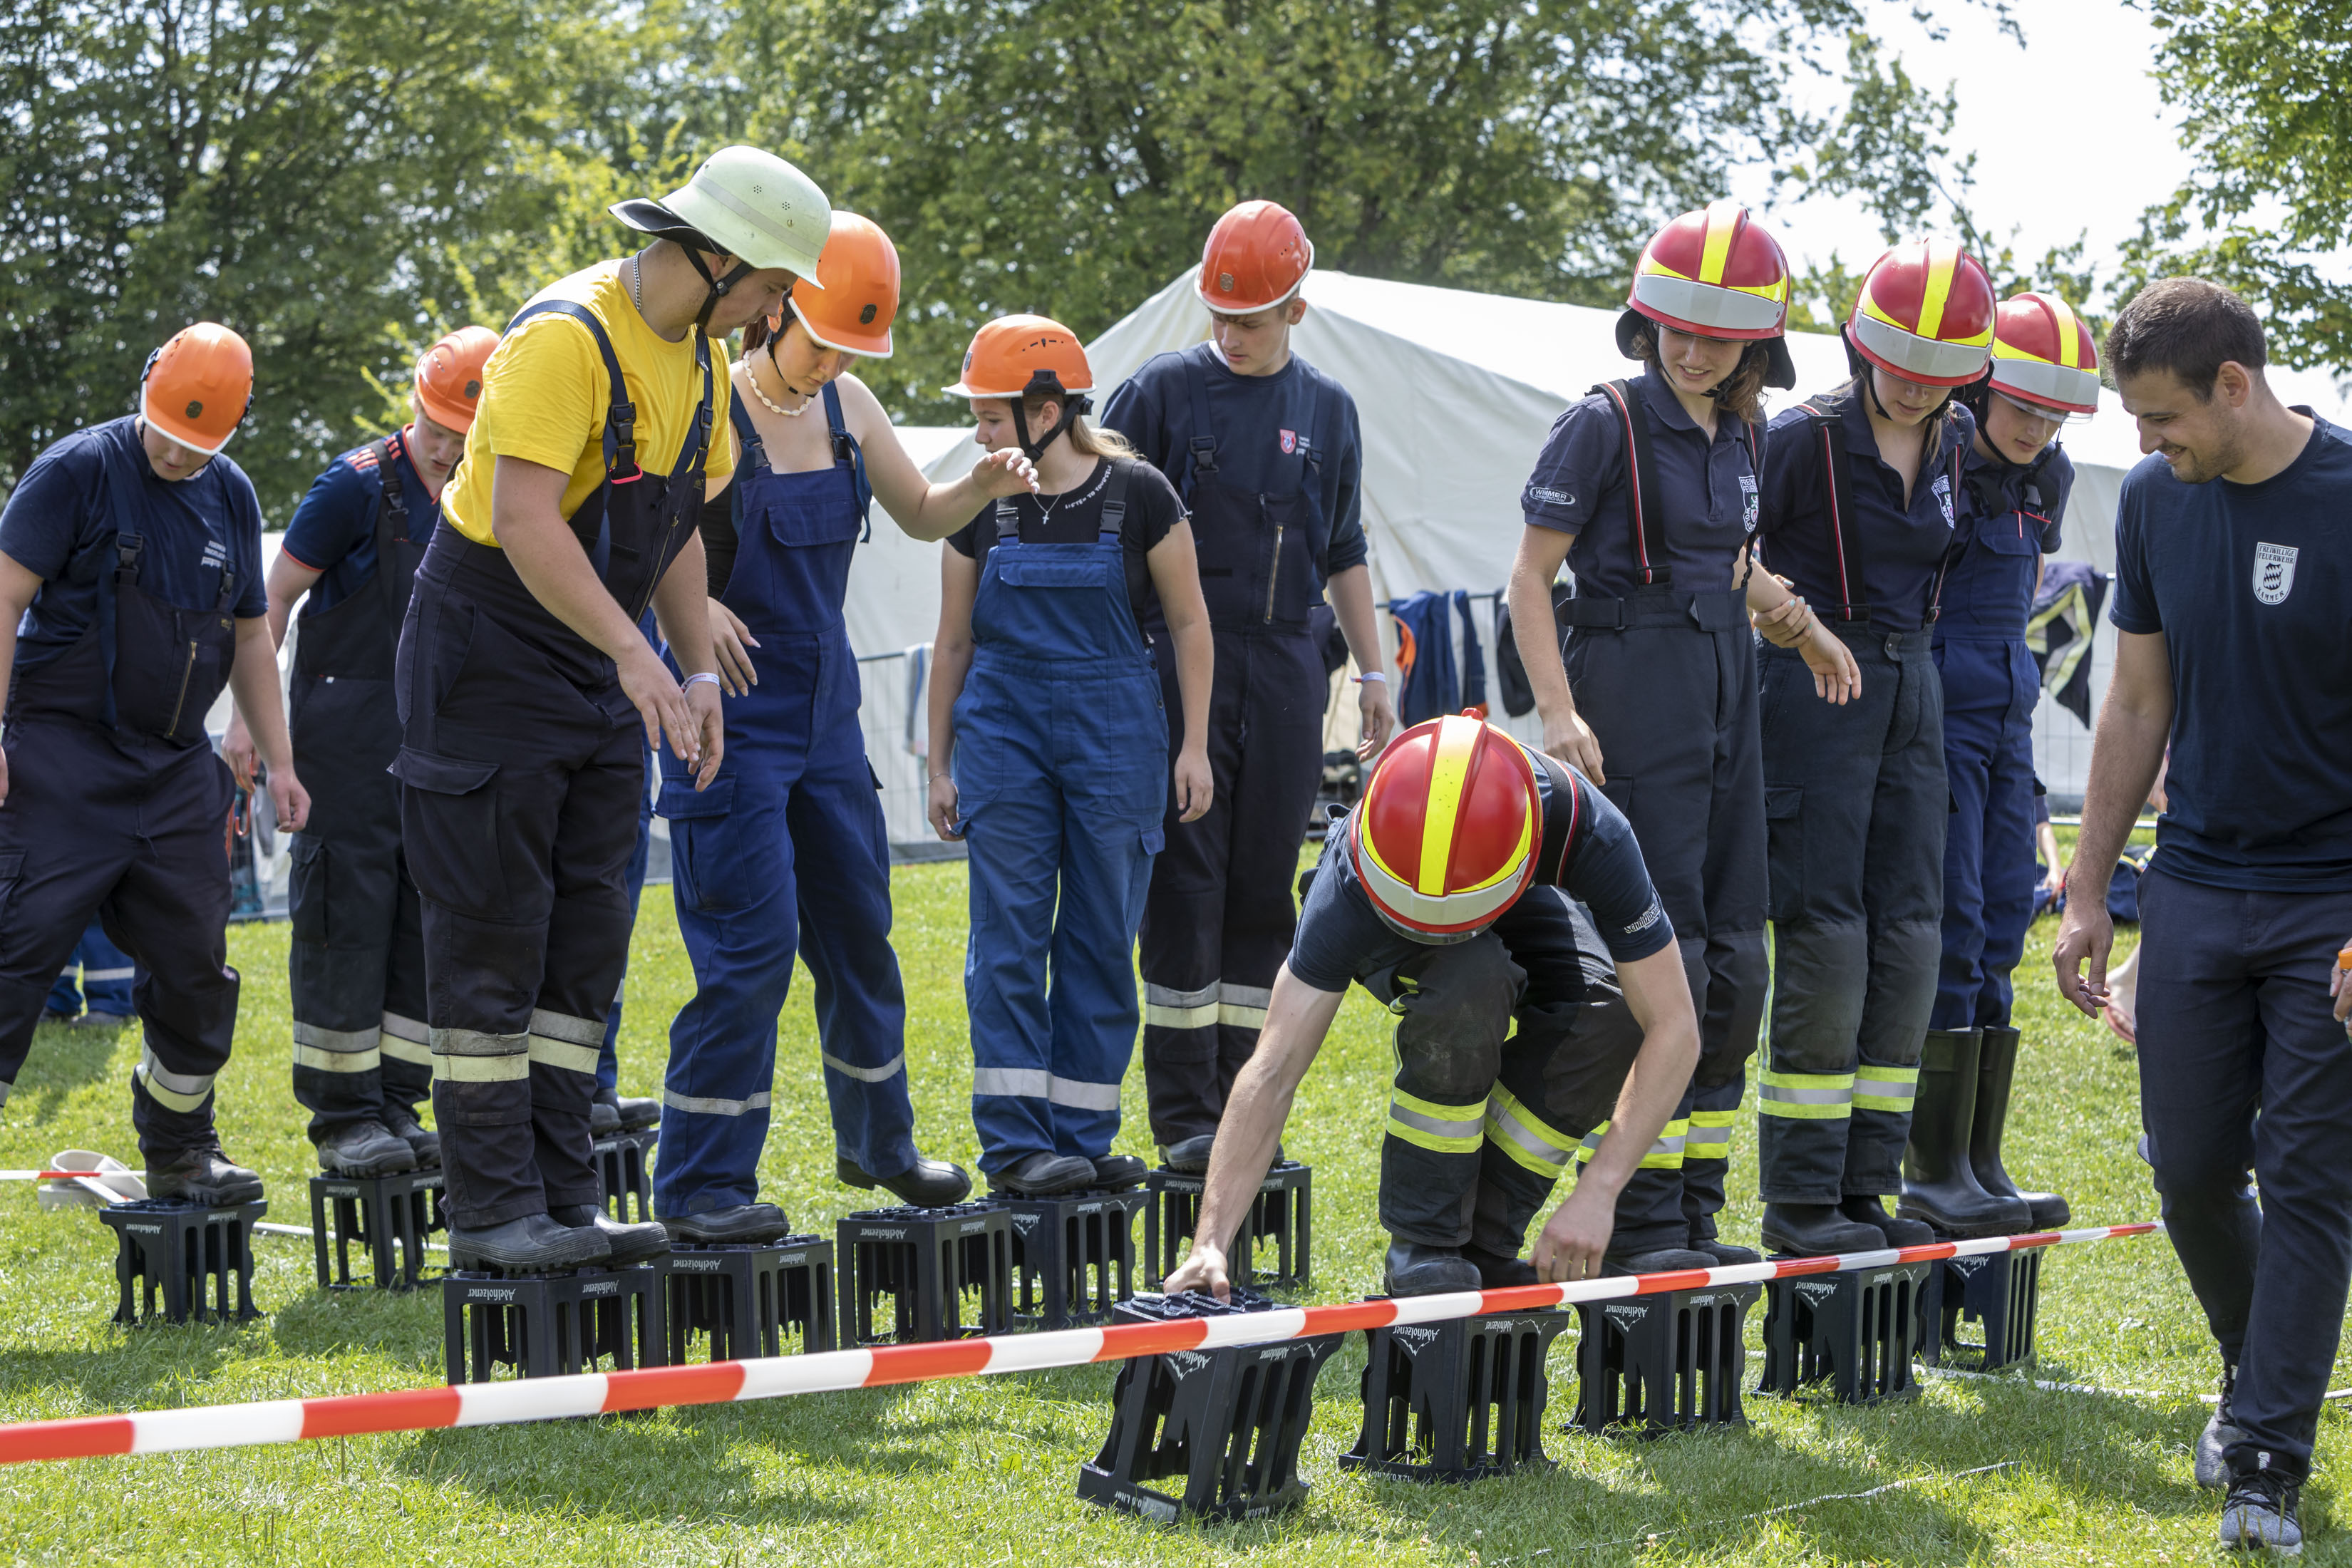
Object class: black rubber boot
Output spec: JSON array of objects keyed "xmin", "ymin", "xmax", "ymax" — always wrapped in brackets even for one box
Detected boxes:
[
  {"xmin": 990, "ymin": 1152, "xmax": 1096, "ymax": 1197},
  {"xmin": 838, "ymin": 1155, "xmax": 973, "ymax": 1208},
  {"xmin": 1691, "ymin": 1235, "xmax": 1763, "ymax": 1266},
  {"xmin": 147, "ymin": 1143, "xmax": 265, "ymax": 1206},
  {"xmin": 591, "ymin": 1084, "xmax": 661, "ymax": 1136},
  {"xmin": 1383, "ymin": 1239, "xmax": 1483, "ymax": 1296},
  {"xmin": 1842, "ymin": 1193, "xmax": 1935, "ymax": 1247},
  {"xmin": 315, "ymin": 1119, "xmax": 418, "ymax": 1177},
  {"xmin": 1463, "ymin": 1244, "xmax": 1537, "ymax": 1288},
  {"xmin": 1899, "ymin": 1028, "xmax": 2031, "ymax": 1238},
  {"xmin": 549, "ymin": 1203, "xmax": 670, "ymax": 1263},
  {"xmin": 1604, "ymin": 1247, "xmax": 1719, "ymax": 1276},
  {"xmin": 661, "ymin": 1203, "xmax": 792, "ymax": 1244},
  {"xmin": 1758, "ymin": 1201, "xmax": 1884, "ymax": 1257},
  {"xmin": 380, "ymin": 1102, "xmax": 441, "ymax": 1168},
  {"xmin": 446, "ymin": 1212, "xmax": 612, "ymax": 1271},
  {"xmin": 1160, "ymin": 1134, "xmax": 1217, "ymax": 1174},
  {"xmin": 1971, "ymin": 1026, "xmax": 2070, "ymax": 1229},
  {"xmin": 1090, "ymin": 1154, "xmax": 1147, "ymax": 1189}
]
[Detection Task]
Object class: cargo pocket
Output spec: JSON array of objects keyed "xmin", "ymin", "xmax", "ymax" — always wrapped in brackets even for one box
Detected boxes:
[
  {"xmin": 1764, "ymin": 785, "xmax": 1804, "ymax": 923},
  {"xmin": 659, "ymin": 778, "xmax": 750, "ymax": 912},
  {"xmin": 1140, "ymin": 825, "xmax": 1165, "ymax": 858},
  {"xmin": 389, "ymin": 747, "xmax": 503, "ymax": 917},
  {"xmin": 288, "ymin": 836, "xmax": 329, "ymax": 944}
]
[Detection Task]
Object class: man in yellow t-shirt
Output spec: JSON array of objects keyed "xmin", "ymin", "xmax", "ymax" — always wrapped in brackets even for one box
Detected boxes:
[{"xmin": 398, "ymin": 146, "xmax": 832, "ymax": 1272}]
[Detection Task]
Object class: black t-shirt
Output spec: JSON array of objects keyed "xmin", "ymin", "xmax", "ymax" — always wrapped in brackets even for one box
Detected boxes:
[
  {"xmin": 2110, "ymin": 411, "xmax": 2352, "ymax": 890},
  {"xmin": 947, "ymin": 455, "xmax": 1186, "ymax": 626}
]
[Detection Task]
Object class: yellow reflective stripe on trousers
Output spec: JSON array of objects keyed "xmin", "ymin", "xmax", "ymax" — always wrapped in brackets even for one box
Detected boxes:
[
  {"xmin": 379, "ymin": 1012, "xmax": 433, "ymax": 1066},
  {"xmin": 134, "ymin": 1047, "xmax": 215, "ymax": 1113},
  {"xmin": 1686, "ymin": 1108, "xmax": 1737, "ymax": 1160},
  {"xmin": 1483, "ymin": 1084, "xmax": 1575, "ymax": 1177},
  {"xmin": 434, "ymin": 1053, "xmax": 531, "ymax": 1083},
  {"xmin": 1143, "ymin": 981, "xmax": 1218, "ymax": 1031},
  {"xmin": 1758, "ymin": 1068, "xmax": 1853, "ymax": 1120},
  {"xmin": 1574, "ymin": 1115, "xmax": 1688, "ymax": 1170},
  {"xmin": 527, "ymin": 1034, "xmax": 601, "ymax": 1076},
  {"xmin": 292, "ymin": 1020, "xmax": 381, "ymax": 1074},
  {"xmin": 1852, "ymin": 1063, "xmax": 1920, "ymax": 1113},
  {"xmin": 1388, "ymin": 1088, "xmax": 1485, "ymax": 1155}
]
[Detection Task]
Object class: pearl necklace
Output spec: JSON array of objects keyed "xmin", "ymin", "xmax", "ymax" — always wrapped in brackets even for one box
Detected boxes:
[{"xmin": 746, "ymin": 344, "xmax": 816, "ymax": 418}]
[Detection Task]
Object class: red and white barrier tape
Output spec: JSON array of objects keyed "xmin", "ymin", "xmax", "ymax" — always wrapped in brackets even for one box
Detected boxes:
[{"xmin": 0, "ymin": 1222, "xmax": 2157, "ymax": 1465}]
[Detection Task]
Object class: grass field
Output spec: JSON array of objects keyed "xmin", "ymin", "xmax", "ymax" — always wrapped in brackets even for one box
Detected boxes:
[{"xmin": 2, "ymin": 854, "xmax": 2345, "ymax": 1566}]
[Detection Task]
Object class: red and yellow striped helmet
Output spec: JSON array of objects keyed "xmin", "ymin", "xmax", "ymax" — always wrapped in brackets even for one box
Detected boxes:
[
  {"xmin": 1351, "ymin": 715, "xmax": 1541, "ymax": 941},
  {"xmin": 1987, "ymin": 292, "xmax": 2100, "ymax": 417},
  {"xmin": 1847, "ymin": 239, "xmax": 1997, "ymax": 388},
  {"xmin": 1621, "ymin": 201, "xmax": 1797, "ymax": 389}
]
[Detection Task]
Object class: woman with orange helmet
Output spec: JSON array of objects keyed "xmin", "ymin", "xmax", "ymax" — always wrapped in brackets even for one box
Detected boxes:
[
  {"xmin": 217, "ymin": 325, "xmax": 499, "ymax": 1181},
  {"xmin": 1158, "ymin": 713, "xmax": 1701, "ymax": 1298},
  {"xmin": 651, "ymin": 214, "xmax": 1044, "ymax": 1240},
  {"xmin": 1900, "ymin": 292, "xmax": 2100, "ymax": 1242},
  {"xmin": 1509, "ymin": 200, "xmax": 1863, "ymax": 1274},
  {"xmin": 0, "ymin": 322, "xmax": 309, "ymax": 1207},
  {"xmin": 927, "ymin": 314, "xmax": 1214, "ymax": 1196},
  {"xmin": 1747, "ymin": 238, "xmax": 1997, "ymax": 1258}
]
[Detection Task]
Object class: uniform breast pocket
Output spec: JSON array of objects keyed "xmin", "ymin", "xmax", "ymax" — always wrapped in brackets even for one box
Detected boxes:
[
  {"xmin": 995, "ymin": 555, "xmax": 1106, "ymax": 591},
  {"xmin": 763, "ymin": 497, "xmax": 863, "ymax": 550}
]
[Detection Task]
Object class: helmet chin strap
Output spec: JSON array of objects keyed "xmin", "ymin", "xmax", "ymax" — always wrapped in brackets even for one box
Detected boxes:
[
  {"xmin": 679, "ymin": 246, "xmax": 758, "ymax": 335},
  {"xmin": 1008, "ymin": 384, "xmax": 1093, "ymax": 464}
]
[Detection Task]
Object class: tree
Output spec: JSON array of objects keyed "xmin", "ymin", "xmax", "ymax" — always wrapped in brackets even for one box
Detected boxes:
[{"xmin": 2123, "ymin": 0, "xmax": 2352, "ymax": 371}]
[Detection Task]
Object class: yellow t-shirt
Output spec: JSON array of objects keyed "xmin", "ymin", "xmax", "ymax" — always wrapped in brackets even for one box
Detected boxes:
[{"xmin": 441, "ymin": 259, "xmax": 737, "ymax": 547}]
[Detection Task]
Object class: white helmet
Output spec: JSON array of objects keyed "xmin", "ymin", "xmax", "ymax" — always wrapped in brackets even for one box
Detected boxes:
[{"xmin": 611, "ymin": 147, "xmax": 832, "ymax": 326}]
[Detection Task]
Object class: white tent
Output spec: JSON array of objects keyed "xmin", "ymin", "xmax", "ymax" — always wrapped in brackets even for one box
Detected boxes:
[{"xmin": 844, "ymin": 268, "xmax": 2352, "ymax": 821}]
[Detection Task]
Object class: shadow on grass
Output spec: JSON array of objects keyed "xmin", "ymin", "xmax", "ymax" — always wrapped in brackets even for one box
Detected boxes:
[{"xmin": 12, "ymin": 1018, "xmax": 130, "ymax": 1125}]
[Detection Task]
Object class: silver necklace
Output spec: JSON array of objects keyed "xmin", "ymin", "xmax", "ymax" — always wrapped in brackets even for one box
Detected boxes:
[
  {"xmin": 746, "ymin": 343, "xmax": 816, "ymax": 418},
  {"xmin": 1036, "ymin": 460, "xmax": 1110, "ymax": 525},
  {"xmin": 629, "ymin": 249, "xmax": 646, "ymax": 316}
]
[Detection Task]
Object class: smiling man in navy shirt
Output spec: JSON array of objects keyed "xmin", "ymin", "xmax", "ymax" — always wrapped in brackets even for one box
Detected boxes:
[{"xmin": 2056, "ymin": 278, "xmax": 2352, "ymax": 1557}]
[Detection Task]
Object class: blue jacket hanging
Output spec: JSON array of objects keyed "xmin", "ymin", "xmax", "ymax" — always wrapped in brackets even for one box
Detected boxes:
[{"xmin": 1389, "ymin": 590, "xmax": 1460, "ymax": 723}]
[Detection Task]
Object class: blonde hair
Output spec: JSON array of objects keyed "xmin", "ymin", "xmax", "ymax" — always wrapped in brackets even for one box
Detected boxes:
[{"xmin": 1024, "ymin": 394, "xmax": 1136, "ymax": 459}]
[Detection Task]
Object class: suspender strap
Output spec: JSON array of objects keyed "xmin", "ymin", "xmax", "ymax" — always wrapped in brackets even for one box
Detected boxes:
[
  {"xmin": 372, "ymin": 433, "xmax": 409, "ymax": 643},
  {"xmin": 822, "ymin": 381, "xmax": 874, "ymax": 542},
  {"xmin": 1922, "ymin": 428, "xmax": 1966, "ymax": 624},
  {"xmin": 503, "ymin": 300, "xmax": 642, "ymax": 485},
  {"xmin": 1589, "ymin": 379, "xmax": 1670, "ymax": 587},
  {"xmin": 1799, "ymin": 396, "xmax": 1870, "ymax": 622},
  {"xmin": 994, "ymin": 496, "xmax": 1021, "ymax": 541},
  {"xmin": 95, "ymin": 531, "xmax": 144, "ymax": 731},
  {"xmin": 1182, "ymin": 349, "xmax": 1219, "ymax": 484},
  {"xmin": 1097, "ymin": 458, "xmax": 1130, "ymax": 544}
]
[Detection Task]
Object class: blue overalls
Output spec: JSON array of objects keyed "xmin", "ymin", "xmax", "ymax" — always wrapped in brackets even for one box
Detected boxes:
[
  {"xmin": 956, "ymin": 464, "xmax": 1167, "ymax": 1172},
  {"xmin": 1931, "ymin": 445, "xmax": 2068, "ymax": 1029},
  {"xmin": 653, "ymin": 383, "xmax": 920, "ymax": 1218}
]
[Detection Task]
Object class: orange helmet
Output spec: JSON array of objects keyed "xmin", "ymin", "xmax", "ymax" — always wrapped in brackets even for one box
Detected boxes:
[
  {"xmin": 1351, "ymin": 715, "xmax": 1542, "ymax": 941},
  {"xmin": 1986, "ymin": 292, "xmax": 2100, "ymax": 417},
  {"xmin": 140, "ymin": 323, "xmax": 253, "ymax": 456},
  {"xmin": 1621, "ymin": 200, "xmax": 1796, "ymax": 389},
  {"xmin": 1197, "ymin": 200, "xmax": 1314, "ymax": 316},
  {"xmin": 942, "ymin": 314, "xmax": 1093, "ymax": 399},
  {"xmin": 1847, "ymin": 239, "xmax": 1997, "ymax": 388},
  {"xmin": 789, "ymin": 212, "xmax": 899, "ymax": 358},
  {"xmin": 413, "ymin": 326, "xmax": 499, "ymax": 433}
]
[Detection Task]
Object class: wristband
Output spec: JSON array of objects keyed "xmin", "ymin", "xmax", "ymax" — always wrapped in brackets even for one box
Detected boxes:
[
  {"xmin": 682, "ymin": 671, "xmax": 722, "ymax": 693},
  {"xmin": 1355, "ymin": 671, "xmax": 1387, "ymax": 684}
]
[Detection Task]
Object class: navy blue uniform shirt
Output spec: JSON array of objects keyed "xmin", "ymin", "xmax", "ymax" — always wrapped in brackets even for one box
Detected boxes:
[
  {"xmin": 1959, "ymin": 440, "xmax": 2069, "ymax": 552},
  {"xmin": 0, "ymin": 416, "xmax": 267, "ymax": 672},
  {"xmin": 280, "ymin": 432, "xmax": 440, "ymax": 615},
  {"xmin": 1758, "ymin": 391, "xmax": 1976, "ymax": 632},
  {"xmin": 2110, "ymin": 412, "xmax": 2352, "ymax": 891},
  {"xmin": 1101, "ymin": 341, "xmax": 1368, "ymax": 584},
  {"xmin": 1289, "ymin": 743, "xmax": 1673, "ymax": 992},
  {"xmin": 1520, "ymin": 369, "xmax": 1763, "ymax": 597}
]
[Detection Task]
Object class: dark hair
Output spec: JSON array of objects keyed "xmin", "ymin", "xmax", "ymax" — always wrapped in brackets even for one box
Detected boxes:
[
  {"xmin": 2104, "ymin": 277, "xmax": 2266, "ymax": 400},
  {"xmin": 741, "ymin": 296, "xmax": 800, "ymax": 356},
  {"xmin": 1627, "ymin": 321, "xmax": 1768, "ymax": 424},
  {"xmin": 1018, "ymin": 393, "xmax": 1136, "ymax": 459},
  {"xmin": 1840, "ymin": 370, "xmax": 1966, "ymax": 438}
]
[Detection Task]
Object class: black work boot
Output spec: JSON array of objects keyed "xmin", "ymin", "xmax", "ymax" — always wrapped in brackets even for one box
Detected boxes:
[
  {"xmin": 1463, "ymin": 1244, "xmax": 1537, "ymax": 1289},
  {"xmin": 380, "ymin": 1101, "xmax": 441, "ymax": 1168},
  {"xmin": 1759, "ymin": 1201, "xmax": 1884, "ymax": 1257},
  {"xmin": 1689, "ymin": 1214, "xmax": 1763, "ymax": 1267},
  {"xmin": 549, "ymin": 1204, "xmax": 670, "ymax": 1263},
  {"xmin": 1971, "ymin": 1026, "xmax": 2070, "ymax": 1229},
  {"xmin": 989, "ymin": 1152, "xmax": 1095, "ymax": 1197},
  {"xmin": 148, "ymin": 1143, "xmax": 265, "ymax": 1206},
  {"xmin": 316, "ymin": 1118, "xmax": 418, "ymax": 1177},
  {"xmin": 591, "ymin": 1084, "xmax": 661, "ymax": 1137},
  {"xmin": 1842, "ymin": 1193, "xmax": 1935, "ymax": 1247},
  {"xmin": 1089, "ymin": 1153, "xmax": 1147, "ymax": 1189},
  {"xmin": 1160, "ymin": 1134, "xmax": 1217, "ymax": 1174},
  {"xmin": 838, "ymin": 1155, "xmax": 972, "ymax": 1208},
  {"xmin": 445, "ymin": 1212, "xmax": 611, "ymax": 1271},
  {"xmin": 1604, "ymin": 1247, "xmax": 1719, "ymax": 1276},
  {"xmin": 661, "ymin": 1203, "xmax": 793, "ymax": 1244},
  {"xmin": 1899, "ymin": 1028, "xmax": 2032, "ymax": 1238},
  {"xmin": 1383, "ymin": 1239, "xmax": 1482, "ymax": 1296}
]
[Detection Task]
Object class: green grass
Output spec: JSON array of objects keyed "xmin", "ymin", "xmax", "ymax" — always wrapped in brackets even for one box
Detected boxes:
[{"xmin": 0, "ymin": 860, "xmax": 2341, "ymax": 1565}]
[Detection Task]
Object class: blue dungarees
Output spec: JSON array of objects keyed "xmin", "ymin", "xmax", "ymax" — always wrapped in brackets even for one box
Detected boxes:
[
  {"xmin": 1932, "ymin": 443, "xmax": 2069, "ymax": 1028},
  {"xmin": 654, "ymin": 383, "xmax": 922, "ymax": 1217},
  {"xmin": 956, "ymin": 464, "xmax": 1167, "ymax": 1171}
]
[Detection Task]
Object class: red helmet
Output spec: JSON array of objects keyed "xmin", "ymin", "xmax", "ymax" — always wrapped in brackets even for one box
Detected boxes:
[
  {"xmin": 1987, "ymin": 292, "xmax": 2100, "ymax": 417},
  {"xmin": 413, "ymin": 326, "xmax": 499, "ymax": 433},
  {"xmin": 1351, "ymin": 715, "xmax": 1542, "ymax": 940},
  {"xmin": 1621, "ymin": 200, "xmax": 1796, "ymax": 389},
  {"xmin": 1847, "ymin": 239, "xmax": 1997, "ymax": 388},
  {"xmin": 1197, "ymin": 200, "xmax": 1314, "ymax": 316}
]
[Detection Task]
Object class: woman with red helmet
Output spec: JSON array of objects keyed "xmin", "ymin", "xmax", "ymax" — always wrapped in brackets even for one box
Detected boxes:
[
  {"xmin": 1509, "ymin": 200, "xmax": 1862, "ymax": 1272},
  {"xmin": 1748, "ymin": 238, "xmax": 1996, "ymax": 1257},
  {"xmin": 927, "ymin": 315, "xmax": 1214, "ymax": 1197},
  {"xmin": 1899, "ymin": 292, "xmax": 2100, "ymax": 1242},
  {"xmin": 650, "ymin": 215, "xmax": 1052, "ymax": 1241},
  {"xmin": 1161, "ymin": 713, "xmax": 1701, "ymax": 1297}
]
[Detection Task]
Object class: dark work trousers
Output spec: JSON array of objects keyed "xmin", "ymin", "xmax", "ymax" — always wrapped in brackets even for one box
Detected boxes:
[
  {"xmin": 288, "ymin": 661, "xmax": 430, "ymax": 1140},
  {"xmin": 595, "ymin": 721, "xmax": 654, "ymax": 1095},
  {"xmin": 2136, "ymin": 867, "xmax": 2352, "ymax": 1484},
  {"xmin": 396, "ymin": 540, "xmax": 644, "ymax": 1229},
  {"xmin": 0, "ymin": 716, "xmax": 239, "ymax": 1159},
  {"xmin": 1138, "ymin": 626, "xmax": 1326, "ymax": 1146},
  {"xmin": 1930, "ymin": 631, "xmax": 2041, "ymax": 1030},
  {"xmin": 1564, "ymin": 587, "xmax": 1768, "ymax": 1248},
  {"xmin": 1756, "ymin": 626, "xmax": 1945, "ymax": 1205}
]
